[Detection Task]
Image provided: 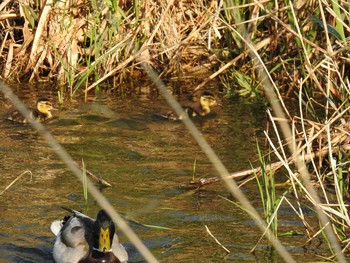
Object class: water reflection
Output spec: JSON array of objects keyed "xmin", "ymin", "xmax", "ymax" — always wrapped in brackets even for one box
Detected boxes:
[{"xmin": 0, "ymin": 85, "xmax": 329, "ymax": 262}]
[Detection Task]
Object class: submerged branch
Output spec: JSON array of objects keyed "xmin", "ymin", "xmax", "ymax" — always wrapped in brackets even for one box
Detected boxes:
[
  {"xmin": 74, "ymin": 162, "xmax": 112, "ymax": 187},
  {"xmin": 185, "ymin": 144, "xmax": 350, "ymax": 189}
]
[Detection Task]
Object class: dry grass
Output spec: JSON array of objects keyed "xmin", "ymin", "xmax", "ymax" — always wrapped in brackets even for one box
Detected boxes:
[
  {"xmin": 1, "ymin": 1, "xmax": 349, "ymax": 100},
  {"xmin": 0, "ymin": 0, "xmax": 220, "ymax": 94}
]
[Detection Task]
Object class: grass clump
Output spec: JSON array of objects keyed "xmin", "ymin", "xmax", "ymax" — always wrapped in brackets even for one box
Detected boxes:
[
  {"xmin": 255, "ymin": 143, "xmax": 278, "ymax": 239},
  {"xmin": 0, "ymin": 0, "xmax": 222, "ymax": 95},
  {"xmin": 1, "ymin": 1, "xmax": 349, "ymax": 104}
]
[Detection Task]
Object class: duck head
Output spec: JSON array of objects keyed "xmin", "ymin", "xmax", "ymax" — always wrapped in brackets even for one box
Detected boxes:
[
  {"xmin": 199, "ymin": 91, "xmax": 218, "ymax": 115},
  {"xmin": 92, "ymin": 210, "xmax": 115, "ymax": 253},
  {"xmin": 36, "ymin": 98, "xmax": 55, "ymax": 118}
]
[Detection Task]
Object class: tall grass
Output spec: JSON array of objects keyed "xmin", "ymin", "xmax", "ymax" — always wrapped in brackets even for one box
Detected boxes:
[
  {"xmin": 82, "ymin": 159, "xmax": 88, "ymax": 203},
  {"xmin": 255, "ymin": 143, "xmax": 278, "ymax": 239},
  {"xmin": 219, "ymin": 1, "xmax": 350, "ymax": 260},
  {"xmin": 0, "ymin": 0, "xmax": 219, "ymax": 95},
  {"xmin": 1, "ymin": 1, "xmax": 347, "ymax": 103}
]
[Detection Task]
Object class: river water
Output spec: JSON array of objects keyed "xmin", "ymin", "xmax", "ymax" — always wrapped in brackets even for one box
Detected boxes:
[{"xmin": 0, "ymin": 84, "xmax": 331, "ymax": 262}]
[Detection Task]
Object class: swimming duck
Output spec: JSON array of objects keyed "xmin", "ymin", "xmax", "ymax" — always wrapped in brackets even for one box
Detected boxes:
[
  {"xmin": 7, "ymin": 98, "xmax": 55, "ymax": 123},
  {"xmin": 166, "ymin": 91, "xmax": 219, "ymax": 120},
  {"xmin": 51, "ymin": 208, "xmax": 128, "ymax": 263}
]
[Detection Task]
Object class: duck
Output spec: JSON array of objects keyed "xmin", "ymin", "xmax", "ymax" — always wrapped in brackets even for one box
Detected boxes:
[
  {"xmin": 166, "ymin": 90, "xmax": 219, "ymax": 120},
  {"xmin": 51, "ymin": 208, "xmax": 128, "ymax": 263},
  {"xmin": 7, "ymin": 97, "xmax": 55, "ymax": 123}
]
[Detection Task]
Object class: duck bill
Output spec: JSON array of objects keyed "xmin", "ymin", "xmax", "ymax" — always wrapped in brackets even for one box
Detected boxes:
[
  {"xmin": 99, "ymin": 228, "xmax": 112, "ymax": 253},
  {"xmin": 214, "ymin": 100, "xmax": 223, "ymax": 108},
  {"xmin": 212, "ymin": 99, "xmax": 223, "ymax": 108}
]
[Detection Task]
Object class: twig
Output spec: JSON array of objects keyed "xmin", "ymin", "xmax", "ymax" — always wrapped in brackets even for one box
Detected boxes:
[
  {"xmin": 185, "ymin": 161, "xmax": 283, "ymax": 189},
  {"xmin": 205, "ymin": 225, "xmax": 230, "ymax": 254},
  {"xmin": 27, "ymin": 0, "xmax": 53, "ymax": 70},
  {"xmin": 0, "ymin": 170, "xmax": 33, "ymax": 196},
  {"xmin": 74, "ymin": 162, "xmax": 112, "ymax": 187},
  {"xmin": 185, "ymin": 144, "xmax": 350, "ymax": 189}
]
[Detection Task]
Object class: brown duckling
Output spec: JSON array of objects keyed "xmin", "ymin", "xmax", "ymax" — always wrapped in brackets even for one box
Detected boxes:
[
  {"xmin": 166, "ymin": 91, "xmax": 219, "ymax": 120},
  {"xmin": 51, "ymin": 208, "xmax": 128, "ymax": 263},
  {"xmin": 7, "ymin": 98, "xmax": 55, "ymax": 123}
]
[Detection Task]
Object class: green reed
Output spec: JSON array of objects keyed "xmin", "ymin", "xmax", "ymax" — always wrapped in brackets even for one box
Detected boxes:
[
  {"xmin": 82, "ymin": 159, "xmax": 88, "ymax": 203},
  {"xmin": 255, "ymin": 142, "xmax": 278, "ymax": 238},
  {"xmin": 192, "ymin": 159, "xmax": 197, "ymax": 181}
]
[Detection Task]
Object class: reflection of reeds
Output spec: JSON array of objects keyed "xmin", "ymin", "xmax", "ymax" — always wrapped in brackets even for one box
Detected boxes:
[{"xmin": 0, "ymin": 82, "xmax": 158, "ymax": 263}]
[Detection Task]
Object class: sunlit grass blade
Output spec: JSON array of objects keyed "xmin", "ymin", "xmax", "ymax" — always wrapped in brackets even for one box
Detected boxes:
[
  {"xmin": 82, "ymin": 159, "xmax": 88, "ymax": 203},
  {"xmin": 192, "ymin": 159, "xmax": 197, "ymax": 181},
  {"xmin": 0, "ymin": 170, "xmax": 33, "ymax": 196}
]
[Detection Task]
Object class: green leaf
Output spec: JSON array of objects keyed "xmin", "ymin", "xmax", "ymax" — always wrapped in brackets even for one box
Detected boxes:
[{"xmin": 311, "ymin": 16, "xmax": 342, "ymax": 40}]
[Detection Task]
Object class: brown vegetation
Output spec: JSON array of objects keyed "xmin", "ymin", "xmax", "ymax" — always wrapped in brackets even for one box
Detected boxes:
[
  {"xmin": 0, "ymin": 0, "xmax": 221, "ymax": 92},
  {"xmin": 1, "ymin": 1, "xmax": 349, "ymax": 100}
]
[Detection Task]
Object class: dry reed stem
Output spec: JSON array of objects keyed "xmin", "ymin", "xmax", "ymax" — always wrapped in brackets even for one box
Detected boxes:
[
  {"xmin": 194, "ymin": 37, "xmax": 272, "ymax": 92},
  {"xmin": 186, "ymin": 161, "xmax": 283, "ymax": 189},
  {"xmin": 264, "ymin": 78, "xmax": 349, "ymax": 259},
  {"xmin": 74, "ymin": 161, "xmax": 112, "ymax": 187},
  {"xmin": 252, "ymin": 0, "xmax": 328, "ymax": 54},
  {"xmin": 324, "ymin": 2, "xmax": 350, "ymax": 32},
  {"xmin": 295, "ymin": 90, "xmax": 350, "ymax": 241},
  {"xmin": 283, "ymin": 197, "xmax": 314, "ymax": 238},
  {"xmin": 0, "ymin": 170, "xmax": 33, "ymax": 196},
  {"xmin": 1, "ymin": 0, "xmax": 222, "ymax": 85},
  {"xmin": 204, "ymin": 225, "xmax": 230, "ymax": 254},
  {"xmin": 188, "ymin": 140, "xmax": 350, "ymax": 189},
  {"xmin": 238, "ymin": 3, "xmax": 347, "ymax": 260},
  {"xmin": 85, "ymin": 45, "xmax": 144, "ymax": 94},
  {"xmin": 0, "ymin": 1, "xmax": 12, "ymax": 12},
  {"xmin": 3, "ymin": 41, "xmax": 13, "ymax": 78},
  {"xmin": 27, "ymin": 0, "xmax": 53, "ymax": 71},
  {"xmin": 268, "ymin": 52, "xmax": 346, "ymax": 262}
]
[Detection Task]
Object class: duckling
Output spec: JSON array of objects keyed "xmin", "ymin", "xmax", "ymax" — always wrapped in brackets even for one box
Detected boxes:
[
  {"xmin": 7, "ymin": 98, "xmax": 55, "ymax": 123},
  {"xmin": 51, "ymin": 208, "xmax": 128, "ymax": 263},
  {"xmin": 166, "ymin": 91, "xmax": 218, "ymax": 120}
]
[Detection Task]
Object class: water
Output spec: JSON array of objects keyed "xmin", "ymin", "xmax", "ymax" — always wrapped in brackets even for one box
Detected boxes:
[{"xmin": 0, "ymin": 84, "xmax": 330, "ymax": 262}]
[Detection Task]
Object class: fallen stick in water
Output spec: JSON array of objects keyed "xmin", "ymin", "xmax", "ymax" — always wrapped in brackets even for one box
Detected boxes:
[
  {"xmin": 74, "ymin": 161, "xmax": 112, "ymax": 187},
  {"xmin": 184, "ymin": 144, "xmax": 350, "ymax": 189}
]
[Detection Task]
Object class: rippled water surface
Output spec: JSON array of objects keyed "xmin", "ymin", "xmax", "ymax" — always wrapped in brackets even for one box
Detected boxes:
[{"xmin": 0, "ymin": 84, "xmax": 331, "ymax": 262}]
